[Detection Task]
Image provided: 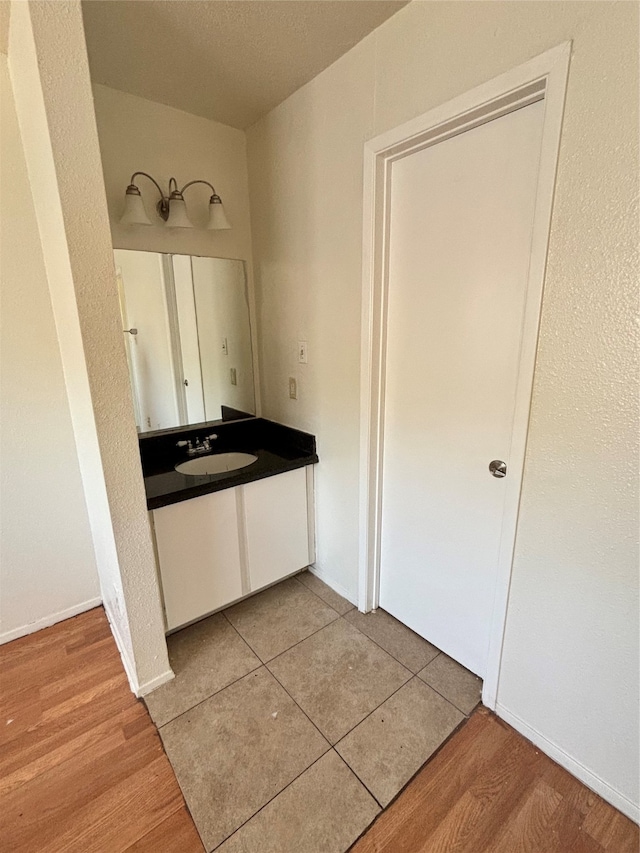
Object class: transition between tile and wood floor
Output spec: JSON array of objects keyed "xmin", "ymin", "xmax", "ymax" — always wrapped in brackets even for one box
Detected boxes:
[
  {"xmin": 1, "ymin": 573, "xmax": 637, "ymax": 853},
  {"xmin": 145, "ymin": 571, "xmax": 482, "ymax": 851}
]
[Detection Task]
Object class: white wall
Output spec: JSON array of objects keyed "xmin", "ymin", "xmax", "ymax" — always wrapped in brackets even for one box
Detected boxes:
[
  {"xmin": 0, "ymin": 54, "xmax": 100, "ymax": 642},
  {"xmin": 247, "ymin": 0, "xmax": 639, "ymax": 819}
]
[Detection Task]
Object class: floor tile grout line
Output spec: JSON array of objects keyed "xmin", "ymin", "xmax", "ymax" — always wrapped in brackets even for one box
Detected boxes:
[
  {"xmin": 155, "ymin": 661, "xmax": 473, "ymax": 777},
  {"xmin": 333, "ymin": 675, "xmax": 471, "ymax": 807},
  {"xmin": 209, "ymin": 748, "xmax": 335, "ymax": 851},
  {"xmin": 155, "ymin": 605, "xmax": 343, "ymax": 729},
  {"xmin": 222, "ymin": 579, "xmax": 343, "ymax": 664},
  {"xmin": 254, "ymin": 617, "xmax": 452, "ymax": 759},
  {"xmin": 269, "ymin": 658, "xmax": 442, "ymax": 761},
  {"xmin": 149, "ymin": 610, "xmax": 263, "ymax": 726},
  {"xmin": 331, "ymin": 749, "xmax": 385, "ymax": 810},
  {"xmin": 152, "ymin": 619, "xmax": 473, "ymax": 736},
  {"xmin": 343, "ymin": 609, "xmax": 442, "ymax": 676},
  {"xmin": 332, "ymin": 673, "xmax": 419, "ymax": 750},
  {"xmin": 414, "ymin": 675, "xmax": 481, "ymax": 718},
  {"xmin": 157, "ymin": 664, "xmax": 331, "ymax": 851},
  {"xmin": 155, "ymin": 658, "xmax": 264, "ymax": 730},
  {"xmin": 156, "ymin": 617, "xmax": 334, "ymax": 842},
  {"xmin": 261, "ymin": 607, "xmax": 420, "ymax": 673},
  {"xmin": 293, "ymin": 572, "xmax": 356, "ymax": 616},
  {"xmin": 345, "ymin": 713, "xmax": 473, "ymax": 853},
  {"xmin": 220, "ymin": 607, "xmax": 267, "ymax": 663},
  {"xmin": 343, "ymin": 609, "xmax": 482, "ymax": 714},
  {"xmin": 265, "ymin": 656, "xmax": 335, "ymax": 748},
  {"xmin": 246, "ymin": 611, "xmax": 343, "ymax": 666},
  {"xmin": 264, "ymin": 617, "xmax": 461, "ymax": 748}
]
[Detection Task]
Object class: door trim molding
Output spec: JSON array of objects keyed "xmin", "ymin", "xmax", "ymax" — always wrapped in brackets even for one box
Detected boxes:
[{"xmin": 358, "ymin": 43, "xmax": 571, "ymax": 710}]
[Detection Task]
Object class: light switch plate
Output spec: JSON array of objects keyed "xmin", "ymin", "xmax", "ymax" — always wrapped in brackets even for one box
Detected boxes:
[
  {"xmin": 230, "ymin": 367, "xmax": 237, "ymax": 386},
  {"xmin": 298, "ymin": 341, "xmax": 308, "ymax": 363},
  {"xmin": 289, "ymin": 377, "xmax": 297, "ymax": 399}
]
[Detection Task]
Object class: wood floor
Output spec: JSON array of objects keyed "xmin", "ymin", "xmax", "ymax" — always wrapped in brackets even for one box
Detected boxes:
[
  {"xmin": 1, "ymin": 607, "xmax": 637, "ymax": 853},
  {"xmin": 0, "ymin": 607, "xmax": 204, "ymax": 853},
  {"xmin": 352, "ymin": 706, "xmax": 639, "ymax": 853}
]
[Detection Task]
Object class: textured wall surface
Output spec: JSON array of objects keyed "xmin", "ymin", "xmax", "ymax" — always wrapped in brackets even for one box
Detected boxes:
[
  {"xmin": 93, "ymin": 84, "xmax": 254, "ymax": 263},
  {"xmin": 8, "ymin": 0, "xmax": 170, "ymax": 693},
  {"xmin": 247, "ymin": 0, "xmax": 639, "ymax": 814},
  {"xmin": 0, "ymin": 55, "xmax": 100, "ymax": 642}
]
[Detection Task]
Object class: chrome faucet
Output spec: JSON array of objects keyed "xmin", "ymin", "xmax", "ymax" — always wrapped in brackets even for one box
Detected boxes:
[{"xmin": 176, "ymin": 434, "xmax": 218, "ymax": 456}]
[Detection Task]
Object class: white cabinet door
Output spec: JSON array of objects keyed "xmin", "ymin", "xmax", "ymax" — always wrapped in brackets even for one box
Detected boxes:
[
  {"xmin": 243, "ymin": 468, "xmax": 310, "ymax": 591},
  {"xmin": 153, "ymin": 489, "xmax": 243, "ymax": 631}
]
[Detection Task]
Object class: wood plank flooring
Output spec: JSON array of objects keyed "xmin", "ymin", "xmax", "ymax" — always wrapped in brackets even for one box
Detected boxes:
[
  {"xmin": 0, "ymin": 607, "xmax": 204, "ymax": 853},
  {"xmin": 351, "ymin": 706, "xmax": 639, "ymax": 853}
]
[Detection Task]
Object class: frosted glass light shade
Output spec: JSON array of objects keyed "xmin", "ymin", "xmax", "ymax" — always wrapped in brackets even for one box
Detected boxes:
[
  {"xmin": 165, "ymin": 196, "xmax": 193, "ymax": 228},
  {"xmin": 120, "ymin": 191, "xmax": 152, "ymax": 226},
  {"xmin": 207, "ymin": 198, "xmax": 231, "ymax": 230}
]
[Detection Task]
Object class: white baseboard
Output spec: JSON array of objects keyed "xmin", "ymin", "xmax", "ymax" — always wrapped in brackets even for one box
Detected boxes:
[
  {"xmin": 308, "ymin": 564, "xmax": 357, "ymax": 606},
  {"xmin": 102, "ymin": 603, "xmax": 174, "ymax": 698},
  {"xmin": 102, "ymin": 606, "xmax": 139, "ymax": 695},
  {"xmin": 496, "ymin": 703, "xmax": 639, "ymax": 824},
  {"xmin": 0, "ymin": 597, "xmax": 102, "ymax": 645},
  {"xmin": 136, "ymin": 667, "xmax": 175, "ymax": 698}
]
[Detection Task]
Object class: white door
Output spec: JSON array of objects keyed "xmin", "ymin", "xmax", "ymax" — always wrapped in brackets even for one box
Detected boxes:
[{"xmin": 379, "ymin": 101, "xmax": 545, "ymax": 677}]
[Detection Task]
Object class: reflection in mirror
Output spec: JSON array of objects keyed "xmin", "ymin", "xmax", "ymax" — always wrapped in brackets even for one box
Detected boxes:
[{"xmin": 115, "ymin": 250, "xmax": 255, "ymax": 433}]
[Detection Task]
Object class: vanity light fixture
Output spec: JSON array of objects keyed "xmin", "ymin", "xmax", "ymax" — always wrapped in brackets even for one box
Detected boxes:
[{"xmin": 120, "ymin": 172, "xmax": 231, "ymax": 230}]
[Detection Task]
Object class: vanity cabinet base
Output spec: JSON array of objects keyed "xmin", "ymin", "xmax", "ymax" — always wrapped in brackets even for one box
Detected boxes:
[{"xmin": 151, "ymin": 466, "xmax": 312, "ymax": 631}]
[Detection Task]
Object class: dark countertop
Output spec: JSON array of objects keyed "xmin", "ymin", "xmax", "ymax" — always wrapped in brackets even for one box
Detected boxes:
[{"xmin": 139, "ymin": 417, "xmax": 318, "ymax": 510}]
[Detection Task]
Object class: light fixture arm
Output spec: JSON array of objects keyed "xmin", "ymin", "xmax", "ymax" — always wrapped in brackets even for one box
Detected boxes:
[
  {"xmin": 129, "ymin": 171, "xmax": 166, "ymax": 200},
  {"xmin": 179, "ymin": 179, "xmax": 222, "ymax": 202}
]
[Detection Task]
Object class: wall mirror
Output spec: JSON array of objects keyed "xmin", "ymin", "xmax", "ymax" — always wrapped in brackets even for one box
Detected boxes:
[{"xmin": 115, "ymin": 249, "xmax": 256, "ymax": 433}]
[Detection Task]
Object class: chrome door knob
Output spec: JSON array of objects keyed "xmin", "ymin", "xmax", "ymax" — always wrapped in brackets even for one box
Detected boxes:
[{"xmin": 489, "ymin": 460, "xmax": 507, "ymax": 478}]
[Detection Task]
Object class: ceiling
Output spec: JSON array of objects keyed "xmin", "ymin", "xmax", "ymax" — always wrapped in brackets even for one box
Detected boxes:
[{"xmin": 81, "ymin": 0, "xmax": 409, "ymax": 130}]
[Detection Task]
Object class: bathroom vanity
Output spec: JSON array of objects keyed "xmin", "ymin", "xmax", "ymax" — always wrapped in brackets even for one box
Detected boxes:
[
  {"xmin": 120, "ymin": 247, "xmax": 318, "ymax": 633},
  {"xmin": 139, "ymin": 418, "xmax": 318, "ymax": 631}
]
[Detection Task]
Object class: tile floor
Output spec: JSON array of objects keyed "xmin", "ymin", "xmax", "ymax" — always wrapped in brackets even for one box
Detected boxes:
[{"xmin": 145, "ymin": 571, "xmax": 482, "ymax": 852}]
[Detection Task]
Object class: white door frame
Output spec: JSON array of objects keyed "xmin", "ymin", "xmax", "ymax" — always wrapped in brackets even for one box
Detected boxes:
[{"xmin": 358, "ymin": 43, "xmax": 571, "ymax": 710}]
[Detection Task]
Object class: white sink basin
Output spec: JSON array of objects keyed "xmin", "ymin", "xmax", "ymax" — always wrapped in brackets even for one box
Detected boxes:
[{"xmin": 175, "ymin": 452, "xmax": 258, "ymax": 476}]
